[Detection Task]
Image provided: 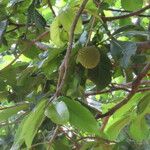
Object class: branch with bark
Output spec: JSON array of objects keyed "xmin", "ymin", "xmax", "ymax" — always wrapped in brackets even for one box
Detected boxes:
[
  {"xmin": 106, "ymin": 8, "xmax": 150, "ymax": 18},
  {"xmin": 96, "ymin": 62, "xmax": 150, "ymax": 118},
  {"xmin": 55, "ymin": 0, "xmax": 89, "ymax": 97},
  {"xmin": 85, "ymin": 86, "xmax": 150, "ymax": 97},
  {"xmin": 102, "ymin": 4, "xmax": 150, "ymax": 21},
  {"xmin": 47, "ymin": 0, "xmax": 56, "ymax": 17}
]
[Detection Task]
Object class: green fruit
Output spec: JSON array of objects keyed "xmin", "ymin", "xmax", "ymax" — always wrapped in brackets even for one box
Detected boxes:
[{"xmin": 77, "ymin": 46, "xmax": 100, "ymax": 69}]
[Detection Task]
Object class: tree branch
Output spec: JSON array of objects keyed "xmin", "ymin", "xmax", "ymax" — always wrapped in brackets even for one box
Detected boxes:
[
  {"xmin": 85, "ymin": 85, "xmax": 150, "ymax": 97},
  {"xmin": 55, "ymin": 0, "xmax": 89, "ymax": 97},
  {"xmin": 106, "ymin": 8, "xmax": 150, "ymax": 18},
  {"xmin": 9, "ymin": 21, "xmax": 50, "ymax": 28},
  {"xmin": 85, "ymin": 17, "xmax": 96, "ymax": 46},
  {"xmin": 30, "ymin": 142, "xmax": 49, "ymax": 149},
  {"xmin": 85, "ymin": 86, "xmax": 130, "ymax": 97},
  {"xmin": 48, "ymin": 125, "xmax": 59, "ymax": 150},
  {"xmin": 0, "ymin": 102, "xmax": 29, "ymax": 111},
  {"xmin": 34, "ymin": 31, "xmax": 49, "ymax": 42},
  {"xmin": 76, "ymin": 136, "xmax": 116, "ymax": 144},
  {"xmin": 137, "ymin": 87, "xmax": 150, "ymax": 92},
  {"xmin": 97, "ymin": 62, "xmax": 150, "ymax": 118},
  {"xmin": 100, "ymin": 116, "xmax": 110, "ymax": 131},
  {"xmin": 47, "ymin": 0, "xmax": 56, "ymax": 17},
  {"xmin": 103, "ymin": 5, "xmax": 150, "ymax": 21},
  {"xmin": 0, "ymin": 53, "xmax": 22, "ymax": 72},
  {"xmin": 113, "ymin": 80, "xmax": 150, "ymax": 88},
  {"xmin": 0, "ymin": 111, "xmax": 28, "ymax": 127},
  {"xmin": 137, "ymin": 40, "xmax": 150, "ymax": 52}
]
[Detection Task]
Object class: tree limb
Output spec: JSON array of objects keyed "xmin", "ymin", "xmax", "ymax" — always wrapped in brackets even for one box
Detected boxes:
[
  {"xmin": 0, "ymin": 52, "xmax": 22, "ymax": 72},
  {"xmin": 106, "ymin": 8, "xmax": 150, "ymax": 18},
  {"xmin": 100, "ymin": 116, "xmax": 110, "ymax": 131},
  {"xmin": 48, "ymin": 125, "xmax": 59, "ymax": 150},
  {"xmin": 97, "ymin": 62, "xmax": 150, "ymax": 118},
  {"xmin": 103, "ymin": 4, "xmax": 150, "ymax": 21},
  {"xmin": 34, "ymin": 31, "xmax": 49, "ymax": 42},
  {"xmin": 85, "ymin": 86, "xmax": 130, "ymax": 97},
  {"xmin": 113, "ymin": 80, "xmax": 150, "ymax": 88},
  {"xmin": 137, "ymin": 40, "xmax": 150, "ymax": 52},
  {"xmin": 55, "ymin": 0, "xmax": 89, "ymax": 97},
  {"xmin": 47, "ymin": 0, "xmax": 56, "ymax": 17}
]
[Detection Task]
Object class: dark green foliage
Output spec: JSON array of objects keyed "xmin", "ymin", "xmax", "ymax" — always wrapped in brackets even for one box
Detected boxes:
[{"xmin": 0, "ymin": 0, "xmax": 150, "ymax": 149}]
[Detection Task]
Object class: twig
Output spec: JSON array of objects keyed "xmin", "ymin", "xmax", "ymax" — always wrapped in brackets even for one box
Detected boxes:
[
  {"xmin": 6, "ymin": 27, "xmax": 19, "ymax": 33},
  {"xmin": 106, "ymin": 8, "xmax": 150, "ymax": 18},
  {"xmin": 113, "ymin": 80, "xmax": 150, "ymax": 88},
  {"xmin": 55, "ymin": 0, "xmax": 89, "ymax": 97},
  {"xmin": 9, "ymin": 21, "xmax": 50, "ymax": 28},
  {"xmin": 85, "ymin": 17, "xmax": 96, "ymax": 46},
  {"xmin": 85, "ymin": 85, "xmax": 150, "ymax": 97},
  {"xmin": 30, "ymin": 141, "xmax": 49, "ymax": 149},
  {"xmin": 0, "ymin": 111, "xmax": 28, "ymax": 127},
  {"xmin": 137, "ymin": 40, "xmax": 150, "ymax": 52},
  {"xmin": 137, "ymin": 87, "xmax": 150, "ymax": 92},
  {"xmin": 0, "ymin": 37, "xmax": 48, "ymax": 72},
  {"xmin": 59, "ymin": 127, "xmax": 80, "ymax": 149},
  {"xmin": 34, "ymin": 31, "xmax": 49, "ymax": 42},
  {"xmin": 0, "ymin": 120, "xmax": 20, "ymax": 127},
  {"xmin": 85, "ymin": 86, "xmax": 150, "ymax": 97},
  {"xmin": 76, "ymin": 136, "xmax": 116, "ymax": 144},
  {"xmin": 33, "ymin": 41, "xmax": 49, "ymax": 51},
  {"xmin": 97, "ymin": 62, "xmax": 150, "ymax": 118},
  {"xmin": 47, "ymin": 0, "xmax": 56, "ymax": 17},
  {"xmin": 0, "ymin": 102, "xmax": 29, "ymax": 111},
  {"xmin": 103, "ymin": 4, "xmax": 150, "ymax": 21},
  {"xmin": 85, "ymin": 86, "xmax": 130, "ymax": 97},
  {"xmin": 48, "ymin": 125, "xmax": 59, "ymax": 150},
  {"xmin": 0, "ymin": 53, "xmax": 22, "ymax": 72},
  {"xmin": 100, "ymin": 116, "xmax": 110, "ymax": 131}
]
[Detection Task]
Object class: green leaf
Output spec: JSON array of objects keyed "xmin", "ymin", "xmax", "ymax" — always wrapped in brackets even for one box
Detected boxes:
[
  {"xmin": 66, "ymin": 70, "xmax": 83, "ymax": 98},
  {"xmin": 41, "ymin": 58, "xmax": 60, "ymax": 79},
  {"xmin": 113, "ymin": 93, "xmax": 144, "ymax": 118},
  {"xmin": 137, "ymin": 93, "xmax": 150, "ymax": 115},
  {"xmin": 24, "ymin": 100, "xmax": 47, "ymax": 147},
  {"xmin": 0, "ymin": 66, "xmax": 17, "ymax": 86},
  {"xmin": 50, "ymin": 7, "xmax": 82, "ymax": 47},
  {"xmin": 60, "ymin": 96, "xmax": 100, "ymax": 135},
  {"xmin": 88, "ymin": 52, "xmax": 112, "ymax": 90},
  {"xmin": 78, "ymin": 0, "xmax": 98, "ymax": 15},
  {"xmin": 50, "ymin": 18, "xmax": 65, "ymax": 47},
  {"xmin": 110, "ymin": 41, "xmax": 137, "ymax": 68},
  {"xmin": 45, "ymin": 101, "xmax": 69, "ymax": 125},
  {"xmin": 119, "ymin": 18, "xmax": 132, "ymax": 27},
  {"xmin": 8, "ymin": 0, "xmax": 25, "ymax": 7},
  {"xmin": 53, "ymin": 136, "xmax": 71, "ymax": 150},
  {"xmin": 47, "ymin": 47, "xmax": 64, "ymax": 62},
  {"xmin": 0, "ymin": 20, "xmax": 8, "ymax": 44},
  {"xmin": 8, "ymin": 0, "xmax": 32, "ymax": 13},
  {"xmin": 131, "ymin": 54, "xmax": 147, "ymax": 64},
  {"xmin": 121, "ymin": 0, "xmax": 143, "ymax": 11},
  {"xmin": 113, "ymin": 25, "xmax": 144, "ymax": 36},
  {"xmin": 105, "ymin": 115, "xmax": 131, "ymax": 140},
  {"xmin": 27, "ymin": 4, "xmax": 46, "ymax": 29},
  {"xmin": 0, "ymin": 103, "xmax": 29, "ymax": 121},
  {"xmin": 124, "ymin": 68, "xmax": 133, "ymax": 82},
  {"xmin": 11, "ymin": 99, "xmax": 47, "ymax": 149},
  {"xmin": 58, "ymin": 8, "xmax": 82, "ymax": 34},
  {"xmin": 19, "ymin": 39, "xmax": 41, "ymax": 59},
  {"xmin": 10, "ymin": 117, "xmax": 28, "ymax": 150},
  {"xmin": 0, "ymin": 4, "xmax": 7, "ymax": 21},
  {"xmin": 130, "ymin": 116, "xmax": 149, "ymax": 141}
]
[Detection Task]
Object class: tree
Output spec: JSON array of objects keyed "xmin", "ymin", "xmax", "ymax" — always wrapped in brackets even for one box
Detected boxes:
[{"xmin": 0, "ymin": 0, "xmax": 150, "ymax": 149}]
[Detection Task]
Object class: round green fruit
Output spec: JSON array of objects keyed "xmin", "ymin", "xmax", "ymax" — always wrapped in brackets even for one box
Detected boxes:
[{"xmin": 77, "ymin": 46, "xmax": 100, "ymax": 69}]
